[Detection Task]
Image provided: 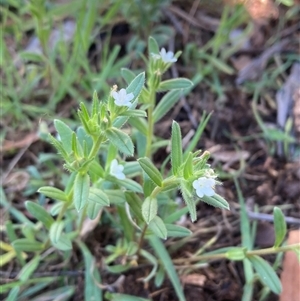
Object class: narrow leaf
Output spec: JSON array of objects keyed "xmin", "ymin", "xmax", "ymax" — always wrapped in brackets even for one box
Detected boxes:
[
  {"xmin": 77, "ymin": 241, "xmax": 102, "ymax": 301},
  {"xmin": 171, "ymin": 121, "xmax": 183, "ymax": 176},
  {"xmin": 273, "ymin": 207, "xmax": 287, "ymax": 248},
  {"xmin": 52, "ymin": 234, "xmax": 72, "ymax": 251},
  {"xmin": 248, "ymin": 255, "xmax": 282, "ymax": 294},
  {"xmin": 38, "ymin": 186, "xmax": 68, "ymax": 202},
  {"xmin": 49, "ymin": 221, "xmax": 64, "ymax": 244},
  {"xmin": 25, "ymin": 201, "xmax": 54, "ymax": 230},
  {"xmin": 54, "ymin": 119, "xmax": 73, "ymax": 153},
  {"xmin": 88, "ymin": 188, "xmax": 110, "ymax": 206},
  {"xmin": 73, "ymin": 173, "xmax": 90, "ymax": 211},
  {"xmin": 142, "ymin": 197, "xmax": 157, "ymax": 224},
  {"xmin": 165, "ymin": 224, "xmax": 192, "ymax": 238},
  {"xmin": 153, "ymin": 90, "xmax": 182, "ymax": 123},
  {"xmin": 148, "ymin": 36, "xmax": 159, "ymax": 55},
  {"xmin": 148, "ymin": 236, "xmax": 186, "ymax": 301},
  {"xmin": 126, "ymin": 72, "xmax": 145, "ymax": 98},
  {"xmin": 201, "ymin": 194, "xmax": 230, "ymax": 210},
  {"xmin": 13, "ymin": 239, "xmax": 44, "ymax": 252},
  {"xmin": 121, "ymin": 68, "xmax": 136, "ymax": 84},
  {"xmin": 106, "ymin": 128, "xmax": 134, "ymax": 156},
  {"xmin": 148, "ymin": 216, "xmax": 167, "ymax": 240},
  {"xmin": 183, "ymin": 152, "xmax": 193, "ymax": 179},
  {"xmin": 158, "ymin": 78, "xmax": 193, "ymax": 91},
  {"xmin": 138, "ymin": 157, "xmax": 163, "ymax": 187}
]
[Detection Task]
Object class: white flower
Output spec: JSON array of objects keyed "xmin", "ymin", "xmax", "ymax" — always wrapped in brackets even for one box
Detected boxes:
[
  {"xmin": 159, "ymin": 48, "xmax": 177, "ymax": 63},
  {"xmin": 192, "ymin": 177, "xmax": 216, "ymax": 198},
  {"xmin": 110, "ymin": 159, "xmax": 125, "ymax": 180},
  {"xmin": 112, "ymin": 89, "xmax": 134, "ymax": 107}
]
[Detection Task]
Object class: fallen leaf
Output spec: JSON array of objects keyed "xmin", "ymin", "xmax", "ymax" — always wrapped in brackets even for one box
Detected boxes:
[
  {"xmin": 181, "ymin": 273, "xmax": 206, "ymax": 286},
  {"xmin": 280, "ymin": 230, "xmax": 300, "ymax": 301}
]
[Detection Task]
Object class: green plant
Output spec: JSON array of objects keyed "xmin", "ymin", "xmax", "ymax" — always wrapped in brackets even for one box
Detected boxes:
[{"xmin": 3, "ymin": 37, "xmax": 299, "ymax": 301}]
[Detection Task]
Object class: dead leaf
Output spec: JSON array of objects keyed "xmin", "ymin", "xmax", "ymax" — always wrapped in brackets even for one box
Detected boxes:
[
  {"xmin": 181, "ymin": 273, "xmax": 206, "ymax": 286},
  {"xmin": 280, "ymin": 230, "xmax": 300, "ymax": 301}
]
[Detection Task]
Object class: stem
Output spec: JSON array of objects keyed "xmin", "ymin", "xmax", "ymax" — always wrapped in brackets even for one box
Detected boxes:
[
  {"xmin": 145, "ymin": 89, "xmax": 156, "ymax": 158},
  {"xmin": 173, "ymin": 243, "xmax": 300, "ymax": 264},
  {"xmin": 89, "ymin": 135, "xmax": 103, "ymax": 159},
  {"xmin": 137, "ymin": 224, "xmax": 148, "ymax": 257}
]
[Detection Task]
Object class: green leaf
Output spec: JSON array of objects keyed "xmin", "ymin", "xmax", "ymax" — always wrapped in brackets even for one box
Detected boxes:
[
  {"xmin": 226, "ymin": 247, "xmax": 246, "ymax": 261},
  {"xmin": 181, "ymin": 182, "xmax": 197, "ymax": 222},
  {"xmin": 86, "ymin": 201, "xmax": 102, "ymax": 220},
  {"xmin": 158, "ymin": 78, "xmax": 193, "ymax": 91},
  {"xmin": 88, "ymin": 191, "xmax": 107, "ymax": 212},
  {"xmin": 54, "ymin": 119, "xmax": 73, "ymax": 154},
  {"xmin": 183, "ymin": 152, "xmax": 193, "ymax": 179},
  {"xmin": 148, "ymin": 236, "xmax": 186, "ymax": 301},
  {"xmin": 125, "ymin": 192, "xmax": 144, "ymax": 224},
  {"xmin": 165, "ymin": 224, "xmax": 192, "ymax": 238},
  {"xmin": 18, "ymin": 255, "xmax": 40, "ymax": 281},
  {"xmin": 148, "ymin": 36, "xmax": 159, "ymax": 55},
  {"xmin": 273, "ymin": 207, "xmax": 287, "ymax": 248},
  {"xmin": 153, "ymin": 90, "xmax": 183, "ymax": 123},
  {"xmin": 142, "ymin": 197, "xmax": 157, "ymax": 224},
  {"xmin": 25, "ymin": 201, "xmax": 54, "ymax": 230},
  {"xmin": 171, "ymin": 121, "xmax": 183, "ymax": 176},
  {"xmin": 126, "ymin": 72, "xmax": 145, "ymax": 98},
  {"xmin": 105, "ymin": 190, "xmax": 126, "ymax": 204},
  {"xmin": 121, "ymin": 68, "xmax": 136, "ymax": 84},
  {"xmin": 38, "ymin": 186, "xmax": 68, "ymax": 202},
  {"xmin": 114, "ymin": 178, "xmax": 143, "ymax": 193},
  {"xmin": 13, "ymin": 239, "xmax": 44, "ymax": 252},
  {"xmin": 52, "ymin": 234, "xmax": 72, "ymax": 251},
  {"xmin": 77, "ymin": 241, "xmax": 102, "ymax": 301},
  {"xmin": 138, "ymin": 157, "xmax": 163, "ymax": 187},
  {"xmin": 106, "ymin": 128, "xmax": 134, "ymax": 156},
  {"xmin": 105, "ymin": 292, "xmax": 150, "ymax": 301},
  {"xmin": 49, "ymin": 221, "xmax": 64, "ymax": 244},
  {"xmin": 248, "ymin": 255, "xmax": 282, "ymax": 294},
  {"xmin": 73, "ymin": 172, "xmax": 90, "ymax": 211},
  {"xmin": 88, "ymin": 188, "xmax": 110, "ymax": 206},
  {"xmin": 148, "ymin": 216, "xmax": 167, "ymax": 239},
  {"xmin": 201, "ymin": 194, "xmax": 230, "ymax": 210},
  {"xmin": 128, "ymin": 117, "xmax": 148, "ymax": 136},
  {"xmin": 121, "ymin": 109, "xmax": 147, "ymax": 118},
  {"xmin": 71, "ymin": 132, "xmax": 83, "ymax": 158}
]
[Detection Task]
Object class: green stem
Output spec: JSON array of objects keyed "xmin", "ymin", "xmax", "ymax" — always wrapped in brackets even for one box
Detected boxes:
[
  {"xmin": 145, "ymin": 89, "xmax": 156, "ymax": 158},
  {"xmin": 88, "ymin": 135, "xmax": 103, "ymax": 159},
  {"xmin": 173, "ymin": 243, "xmax": 300, "ymax": 264}
]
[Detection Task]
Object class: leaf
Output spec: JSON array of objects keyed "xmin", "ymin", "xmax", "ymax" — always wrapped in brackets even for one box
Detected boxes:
[
  {"xmin": 181, "ymin": 182, "xmax": 197, "ymax": 222},
  {"xmin": 18, "ymin": 255, "xmax": 40, "ymax": 281},
  {"xmin": 86, "ymin": 201, "xmax": 102, "ymax": 220},
  {"xmin": 138, "ymin": 157, "xmax": 163, "ymax": 187},
  {"xmin": 105, "ymin": 293, "xmax": 150, "ymax": 301},
  {"xmin": 165, "ymin": 224, "xmax": 192, "ymax": 238},
  {"xmin": 106, "ymin": 127, "xmax": 134, "ymax": 156},
  {"xmin": 114, "ymin": 178, "xmax": 143, "ymax": 193},
  {"xmin": 153, "ymin": 90, "xmax": 183, "ymax": 123},
  {"xmin": 77, "ymin": 241, "xmax": 102, "ymax": 301},
  {"xmin": 142, "ymin": 197, "xmax": 157, "ymax": 224},
  {"xmin": 13, "ymin": 239, "xmax": 44, "ymax": 252},
  {"xmin": 183, "ymin": 152, "xmax": 193, "ymax": 179},
  {"xmin": 148, "ymin": 36, "xmax": 159, "ymax": 55},
  {"xmin": 105, "ymin": 190, "xmax": 126, "ymax": 204},
  {"xmin": 125, "ymin": 192, "xmax": 144, "ymax": 224},
  {"xmin": 201, "ymin": 194, "xmax": 230, "ymax": 210},
  {"xmin": 54, "ymin": 119, "xmax": 73, "ymax": 154},
  {"xmin": 128, "ymin": 117, "xmax": 148, "ymax": 136},
  {"xmin": 88, "ymin": 188, "xmax": 110, "ymax": 206},
  {"xmin": 158, "ymin": 78, "xmax": 193, "ymax": 91},
  {"xmin": 25, "ymin": 201, "xmax": 54, "ymax": 230},
  {"xmin": 121, "ymin": 68, "xmax": 136, "ymax": 84},
  {"xmin": 49, "ymin": 221, "xmax": 64, "ymax": 244},
  {"xmin": 273, "ymin": 207, "xmax": 287, "ymax": 248},
  {"xmin": 121, "ymin": 109, "xmax": 147, "ymax": 118},
  {"xmin": 248, "ymin": 255, "xmax": 282, "ymax": 294},
  {"xmin": 148, "ymin": 216, "xmax": 167, "ymax": 239},
  {"xmin": 73, "ymin": 172, "xmax": 90, "ymax": 211},
  {"xmin": 38, "ymin": 186, "xmax": 68, "ymax": 202},
  {"xmin": 126, "ymin": 72, "xmax": 145, "ymax": 98},
  {"xmin": 171, "ymin": 121, "xmax": 183, "ymax": 176},
  {"xmin": 51, "ymin": 234, "xmax": 72, "ymax": 251},
  {"xmin": 148, "ymin": 236, "xmax": 186, "ymax": 301}
]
